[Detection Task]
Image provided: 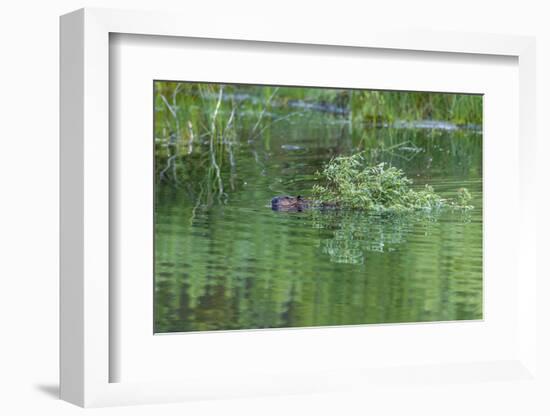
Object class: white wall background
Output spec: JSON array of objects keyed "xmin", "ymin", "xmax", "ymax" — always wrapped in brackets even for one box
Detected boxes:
[{"xmin": 0, "ymin": 1, "xmax": 548, "ymax": 415}]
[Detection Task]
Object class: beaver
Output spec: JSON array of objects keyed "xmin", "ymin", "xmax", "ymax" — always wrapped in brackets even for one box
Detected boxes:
[
  {"xmin": 271, "ymin": 195, "xmax": 311, "ymax": 211},
  {"xmin": 271, "ymin": 195, "xmax": 336, "ymax": 212}
]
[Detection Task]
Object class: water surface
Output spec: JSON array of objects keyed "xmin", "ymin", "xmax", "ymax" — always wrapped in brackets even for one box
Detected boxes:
[{"xmin": 155, "ymin": 112, "xmax": 482, "ymax": 332}]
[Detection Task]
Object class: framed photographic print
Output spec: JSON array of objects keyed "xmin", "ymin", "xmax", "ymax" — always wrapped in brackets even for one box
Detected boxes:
[
  {"xmin": 151, "ymin": 79, "xmax": 484, "ymax": 334},
  {"xmin": 60, "ymin": 8, "xmax": 539, "ymax": 408}
]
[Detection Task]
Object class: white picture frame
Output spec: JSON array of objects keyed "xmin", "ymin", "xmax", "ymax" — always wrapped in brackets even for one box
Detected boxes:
[{"xmin": 60, "ymin": 7, "xmax": 538, "ymax": 408}]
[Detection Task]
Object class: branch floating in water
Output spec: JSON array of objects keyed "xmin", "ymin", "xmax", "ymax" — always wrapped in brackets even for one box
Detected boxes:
[{"xmin": 310, "ymin": 154, "xmax": 474, "ymax": 212}]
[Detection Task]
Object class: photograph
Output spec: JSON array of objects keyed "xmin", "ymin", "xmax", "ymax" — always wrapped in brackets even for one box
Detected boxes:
[
  {"xmin": 2, "ymin": 0, "xmax": 543, "ymax": 411},
  {"xmin": 153, "ymin": 81, "xmax": 483, "ymax": 333}
]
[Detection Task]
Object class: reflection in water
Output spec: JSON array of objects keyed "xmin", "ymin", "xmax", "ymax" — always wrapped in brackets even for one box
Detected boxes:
[
  {"xmin": 313, "ymin": 210, "xmax": 441, "ymax": 264},
  {"xmin": 155, "ymin": 112, "xmax": 482, "ymax": 333},
  {"xmin": 312, "ymin": 209, "xmax": 473, "ymax": 264}
]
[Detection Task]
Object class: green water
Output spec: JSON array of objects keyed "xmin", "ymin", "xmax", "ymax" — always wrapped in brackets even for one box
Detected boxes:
[{"xmin": 154, "ymin": 112, "xmax": 482, "ymax": 333}]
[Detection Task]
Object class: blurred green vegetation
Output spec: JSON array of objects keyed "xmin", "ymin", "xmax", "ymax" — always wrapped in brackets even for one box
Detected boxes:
[{"xmin": 350, "ymin": 90, "xmax": 482, "ymax": 126}]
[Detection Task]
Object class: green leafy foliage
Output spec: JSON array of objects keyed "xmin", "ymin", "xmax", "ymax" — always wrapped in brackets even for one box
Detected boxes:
[{"xmin": 312, "ymin": 154, "xmax": 473, "ymax": 212}]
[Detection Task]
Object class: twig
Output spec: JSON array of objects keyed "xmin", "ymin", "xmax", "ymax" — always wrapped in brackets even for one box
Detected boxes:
[
  {"xmin": 223, "ymin": 105, "xmax": 236, "ymax": 138},
  {"xmin": 223, "ymin": 102, "xmax": 238, "ymax": 190},
  {"xmin": 209, "ymin": 87, "xmax": 225, "ymax": 198},
  {"xmin": 159, "ymin": 154, "xmax": 177, "ymax": 182},
  {"xmin": 160, "ymin": 93, "xmax": 180, "ymax": 138},
  {"xmin": 249, "ymin": 87, "xmax": 279, "ymax": 139},
  {"xmin": 187, "ymin": 121, "xmax": 195, "ymax": 154}
]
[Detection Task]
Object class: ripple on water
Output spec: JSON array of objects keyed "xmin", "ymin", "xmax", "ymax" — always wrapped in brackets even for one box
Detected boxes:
[{"xmin": 154, "ymin": 119, "xmax": 483, "ymax": 332}]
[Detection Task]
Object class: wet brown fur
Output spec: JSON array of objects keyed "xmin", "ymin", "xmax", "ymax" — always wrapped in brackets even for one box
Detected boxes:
[{"xmin": 271, "ymin": 195, "xmax": 336, "ymax": 211}]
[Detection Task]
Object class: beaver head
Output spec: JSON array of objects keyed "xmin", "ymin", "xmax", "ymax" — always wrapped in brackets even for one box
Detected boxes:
[{"xmin": 271, "ymin": 195, "xmax": 308, "ymax": 211}]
